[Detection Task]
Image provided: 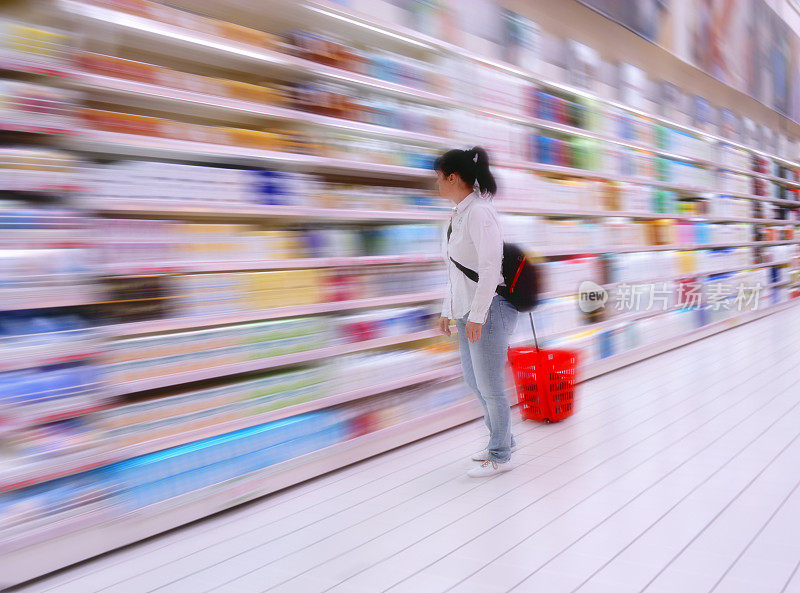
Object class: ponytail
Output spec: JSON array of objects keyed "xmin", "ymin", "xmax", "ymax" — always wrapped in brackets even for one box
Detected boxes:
[
  {"xmin": 468, "ymin": 146, "xmax": 497, "ymax": 196},
  {"xmin": 434, "ymin": 146, "xmax": 498, "ymax": 197}
]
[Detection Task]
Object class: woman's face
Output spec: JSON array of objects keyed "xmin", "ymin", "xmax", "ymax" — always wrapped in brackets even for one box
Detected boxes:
[{"xmin": 435, "ymin": 170, "xmax": 458, "ymax": 200}]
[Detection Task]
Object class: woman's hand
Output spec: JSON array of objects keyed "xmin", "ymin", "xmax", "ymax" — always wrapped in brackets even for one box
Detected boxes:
[
  {"xmin": 464, "ymin": 321, "xmax": 482, "ymax": 343},
  {"xmin": 438, "ymin": 317, "xmax": 452, "ymax": 336}
]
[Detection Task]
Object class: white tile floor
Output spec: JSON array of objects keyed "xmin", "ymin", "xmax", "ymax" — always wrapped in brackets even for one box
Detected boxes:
[{"xmin": 15, "ymin": 305, "xmax": 800, "ymax": 593}]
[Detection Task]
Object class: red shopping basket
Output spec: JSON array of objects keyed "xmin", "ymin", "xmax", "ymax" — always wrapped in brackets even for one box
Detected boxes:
[{"xmin": 508, "ymin": 313, "xmax": 578, "ymax": 423}]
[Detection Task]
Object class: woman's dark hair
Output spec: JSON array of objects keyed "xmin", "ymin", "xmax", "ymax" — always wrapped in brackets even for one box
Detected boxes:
[{"xmin": 434, "ymin": 146, "xmax": 497, "ymax": 196}]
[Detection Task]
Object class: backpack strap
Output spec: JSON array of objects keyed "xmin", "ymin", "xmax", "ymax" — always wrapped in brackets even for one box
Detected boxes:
[
  {"xmin": 450, "ymin": 257, "xmax": 480, "ymax": 283},
  {"xmin": 447, "ymin": 221, "xmax": 481, "ymax": 283}
]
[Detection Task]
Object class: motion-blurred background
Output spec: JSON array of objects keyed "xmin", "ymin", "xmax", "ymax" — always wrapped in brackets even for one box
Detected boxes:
[{"xmin": 1, "ymin": 0, "xmax": 800, "ymax": 586}]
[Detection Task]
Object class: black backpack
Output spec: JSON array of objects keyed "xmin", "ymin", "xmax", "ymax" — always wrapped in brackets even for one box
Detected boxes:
[{"xmin": 447, "ymin": 223, "xmax": 540, "ymax": 312}]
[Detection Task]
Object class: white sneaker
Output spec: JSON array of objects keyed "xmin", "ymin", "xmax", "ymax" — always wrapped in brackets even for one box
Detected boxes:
[
  {"xmin": 467, "ymin": 459, "xmax": 513, "ymax": 478},
  {"xmin": 471, "ymin": 444, "xmax": 517, "ymax": 461},
  {"xmin": 471, "ymin": 448, "xmax": 490, "ymax": 461}
]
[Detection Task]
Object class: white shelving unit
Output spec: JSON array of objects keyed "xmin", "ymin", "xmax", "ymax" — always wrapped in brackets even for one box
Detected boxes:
[
  {"xmin": 0, "ymin": 398, "xmax": 484, "ymax": 588},
  {"xmin": 2, "ymin": 1, "xmax": 800, "ymax": 588},
  {"xmin": 105, "ymin": 328, "xmax": 443, "ymax": 397},
  {"xmin": 2, "ymin": 297, "xmax": 797, "ymax": 588},
  {"xmin": 65, "ymin": 130, "xmax": 434, "ymax": 179},
  {"xmin": 106, "ymin": 290, "xmax": 445, "ymax": 337},
  {"xmin": 69, "ymin": 71, "xmax": 450, "ymax": 147}
]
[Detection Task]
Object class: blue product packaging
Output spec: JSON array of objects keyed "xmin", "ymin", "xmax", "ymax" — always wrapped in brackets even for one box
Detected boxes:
[{"xmin": 598, "ymin": 330, "xmax": 614, "ymax": 358}]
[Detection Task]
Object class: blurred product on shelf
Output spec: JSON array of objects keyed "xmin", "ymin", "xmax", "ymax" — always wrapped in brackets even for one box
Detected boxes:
[
  {"xmin": 80, "ymin": 0, "xmax": 281, "ymax": 49},
  {"xmin": 78, "ymin": 53, "xmax": 289, "ymax": 106},
  {"xmin": 718, "ymin": 144, "xmax": 752, "ymax": 171},
  {"xmin": 78, "ymin": 53, "xmax": 449, "ymax": 137},
  {"xmin": 0, "ymin": 148, "xmax": 80, "ymax": 193},
  {"xmin": 105, "ymin": 316, "xmax": 329, "ymax": 384},
  {"xmin": 79, "ymin": 108, "xmax": 438, "ymax": 168},
  {"xmin": 0, "ymin": 378, "xmax": 469, "ymax": 540},
  {"xmin": 103, "ymin": 305, "xmax": 436, "ymax": 385},
  {"xmin": 285, "ymin": 30, "xmax": 446, "ymax": 93},
  {"xmin": 0, "ymin": 361, "xmax": 105, "ymax": 429},
  {"xmin": 99, "ymin": 343, "xmax": 457, "ymax": 452},
  {"xmin": 290, "ymin": 80, "xmax": 448, "ymax": 134},
  {"xmin": 168, "ymin": 264, "xmax": 445, "ymax": 318},
  {"xmin": 499, "ymin": 213, "xmax": 758, "ymax": 253},
  {"xmin": 522, "ymin": 264, "xmax": 796, "ymax": 366},
  {"xmin": 0, "ymin": 206, "xmax": 92, "ymax": 289},
  {"xmin": 0, "ymin": 19, "xmax": 70, "ymax": 73},
  {"xmin": 85, "ymin": 160, "xmax": 444, "ymax": 211},
  {"xmin": 0, "ymin": 82, "xmax": 76, "ymax": 133},
  {"xmin": 1, "ymin": 416, "xmax": 109, "ymax": 481},
  {"xmin": 0, "ymin": 470, "xmax": 115, "ymax": 550},
  {"xmin": 92, "ymin": 218, "xmax": 441, "ymax": 273}
]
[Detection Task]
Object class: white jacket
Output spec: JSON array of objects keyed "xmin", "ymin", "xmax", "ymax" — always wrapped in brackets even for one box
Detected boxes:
[{"xmin": 441, "ymin": 190, "xmax": 504, "ymax": 324}]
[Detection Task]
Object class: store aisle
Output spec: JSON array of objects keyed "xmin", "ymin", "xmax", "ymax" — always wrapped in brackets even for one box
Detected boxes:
[{"xmin": 16, "ymin": 305, "xmax": 800, "ymax": 593}]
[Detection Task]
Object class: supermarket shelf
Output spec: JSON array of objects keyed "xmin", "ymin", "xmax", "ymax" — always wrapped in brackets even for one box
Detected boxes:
[
  {"xmin": 106, "ymin": 328, "xmax": 443, "ymax": 396},
  {"xmin": 0, "ymin": 58, "xmax": 71, "ymax": 77},
  {"xmin": 496, "ymin": 159, "xmax": 713, "ymax": 194},
  {"xmin": 71, "ymin": 0, "xmax": 698, "ymax": 161},
  {"xmin": 534, "ymin": 76, "xmax": 800, "ymax": 173},
  {"xmin": 3, "ymin": 397, "xmax": 109, "ymax": 434},
  {"xmin": 0, "ymin": 399, "xmax": 483, "ymax": 586},
  {"xmin": 0, "ymin": 181, "xmax": 83, "ymax": 195},
  {"xmin": 0, "ymin": 364, "xmax": 458, "ymax": 497},
  {"xmin": 502, "ymin": 207, "xmax": 800, "ymax": 225},
  {"xmin": 70, "ymin": 72, "xmax": 450, "ymax": 146},
  {"xmin": 307, "ymin": 0, "xmax": 800, "ymax": 177},
  {"xmin": 535, "ymin": 283, "xmax": 798, "ymax": 343},
  {"xmin": 0, "ymin": 284, "xmax": 98, "ymax": 312},
  {"xmin": 0, "ymin": 120, "xmax": 75, "ymax": 136},
  {"xmin": 9, "ymin": 293, "xmax": 790, "ymax": 582},
  {"xmin": 70, "ymin": 28, "xmax": 767, "ymax": 178},
  {"xmin": 63, "ymin": 131, "xmax": 433, "ymax": 180},
  {"xmin": 304, "ymin": 0, "xmax": 443, "ymax": 51},
  {"xmin": 473, "ymin": 107, "xmax": 718, "ymax": 166},
  {"xmin": 107, "ymin": 291, "xmax": 445, "ymax": 337},
  {"xmin": 528, "ymin": 306, "xmax": 677, "ymax": 345},
  {"xmin": 582, "ymin": 299, "xmax": 799, "ymax": 380},
  {"xmin": 305, "ymin": 0, "xmax": 800, "ymax": 171},
  {"xmin": 115, "ymin": 365, "xmax": 461, "ymax": 460},
  {"xmin": 312, "ymin": 0, "xmax": 800, "ymax": 177},
  {"xmin": 0, "ymin": 449, "xmax": 118, "ymax": 494},
  {"xmin": 768, "ymin": 280, "xmax": 794, "ymax": 288},
  {"xmin": 723, "ymin": 191, "xmax": 800, "ymax": 207},
  {"xmin": 102, "ymin": 245, "xmax": 798, "ymax": 275},
  {"xmin": 88, "ymin": 199, "xmax": 449, "ymax": 222},
  {"xmin": 100, "ymin": 254, "xmax": 441, "ymax": 275},
  {"xmin": 87, "ymin": 198, "xmax": 800, "ymax": 226},
  {"xmin": 498, "ymin": 160, "xmax": 800, "ymax": 208},
  {"xmin": 0, "ymin": 339, "xmax": 101, "ymax": 373},
  {"xmin": 53, "ymin": 5, "xmax": 800, "ymax": 192},
  {"xmin": 537, "ymin": 259, "xmax": 798, "ymax": 301},
  {"xmin": 539, "ymin": 239, "xmax": 799, "ymax": 257},
  {"xmin": 716, "ymin": 164, "xmax": 800, "ymax": 188},
  {"xmin": 99, "ymin": 243, "xmax": 797, "ymax": 275},
  {"xmin": 0, "ymin": 502, "xmax": 114, "ymax": 563},
  {"xmin": 3, "ymin": 295, "xmax": 796, "ymax": 585},
  {"xmin": 58, "ymin": 0, "xmax": 455, "ymax": 108}
]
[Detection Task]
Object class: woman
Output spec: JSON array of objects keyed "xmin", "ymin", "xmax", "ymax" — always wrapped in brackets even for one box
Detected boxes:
[{"xmin": 435, "ymin": 147, "xmax": 519, "ymax": 478}]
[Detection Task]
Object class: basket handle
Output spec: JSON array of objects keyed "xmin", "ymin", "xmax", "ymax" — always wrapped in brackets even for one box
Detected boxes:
[{"xmin": 529, "ymin": 312, "xmax": 540, "ymax": 353}]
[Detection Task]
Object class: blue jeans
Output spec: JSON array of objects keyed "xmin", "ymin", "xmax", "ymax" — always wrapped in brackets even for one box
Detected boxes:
[{"xmin": 456, "ymin": 294, "xmax": 519, "ymax": 463}]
